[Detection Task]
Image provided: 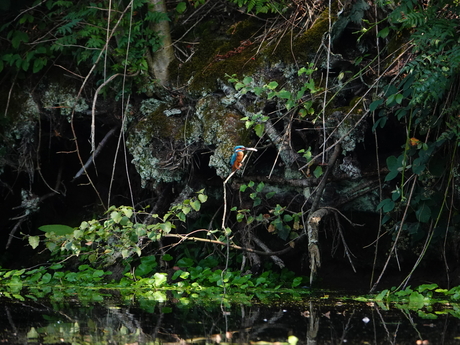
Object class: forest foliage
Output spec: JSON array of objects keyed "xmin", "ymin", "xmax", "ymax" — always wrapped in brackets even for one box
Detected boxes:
[{"xmin": 0, "ymin": 0, "xmax": 460, "ymax": 293}]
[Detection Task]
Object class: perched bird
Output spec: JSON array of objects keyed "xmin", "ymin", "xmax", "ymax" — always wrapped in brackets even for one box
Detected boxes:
[{"xmin": 230, "ymin": 145, "xmax": 257, "ymax": 172}]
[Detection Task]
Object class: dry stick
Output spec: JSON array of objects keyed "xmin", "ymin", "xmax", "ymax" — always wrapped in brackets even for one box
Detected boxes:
[
  {"xmin": 163, "ymin": 232, "xmax": 292, "ymax": 256},
  {"xmin": 369, "ymin": 0, "xmax": 384, "ymax": 289},
  {"xmin": 252, "ymin": 235, "xmax": 285, "ymax": 268},
  {"xmin": 398, "ymin": 144, "xmax": 458, "ymax": 290},
  {"xmin": 222, "ymin": 152, "xmax": 254, "ymax": 230},
  {"xmin": 369, "ymin": 176, "xmax": 418, "ymax": 293},
  {"xmin": 370, "ymin": 111, "xmax": 384, "ymax": 288},
  {"xmin": 334, "ymin": 211, "xmax": 356, "ymax": 273},
  {"xmin": 91, "ymin": 73, "xmax": 121, "ymax": 153},
  {"xmin": 4, "ymin": 72, "xmax": 17, "ymax": 118},
  {"xmin": 306, "ymin": 143, "xmax": 342, "ymax": 285},
  {"xmin": 443, "ymin": 176, "xmax": 456, "ymax": 288},
  {"xmin": 104, "ymin": 0, "xmax": 112, "ymax": 82},
  {"xmin": 73, "ymin": 127, "xmax": 118, "ymax": 180},
  {"xmin": 70, "ymin": 0, "xmax": 134, "ymax": 209},
  {"xmin": 111, "ymin": 3, "xmax": 136, "ymax": 209},
  {"xmin": 108, "ymin": 98, "xmax": 132, "ymax": 207},
  {"xmin": 321, "ymin": 0, "xmax": 332, "ymax": 164}
]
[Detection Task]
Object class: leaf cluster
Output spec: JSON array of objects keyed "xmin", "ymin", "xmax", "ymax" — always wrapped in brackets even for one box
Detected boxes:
[
  {"xmin": 374, "ymin": 283, "xmax": 460, "ymax": 320},
  {"xmin": 370, "ymin": 0, "xmax": 460, "ymax": 243},
  {"xmin": 232, "ymin": 181, "xmax": 302, "ymax": 242},
  {"xmin": 29, "ymin": 190, "xmax": 209, "ymax": 266},
  {"xmin": 227, "ymin": 0, "xmax": 289, "ymax": 14},
  {"xmin": 0, "ymin": 0, "xmax": 167, "ymax": 83}
]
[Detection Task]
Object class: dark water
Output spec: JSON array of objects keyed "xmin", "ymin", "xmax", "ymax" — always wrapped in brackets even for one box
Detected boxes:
[{"xmin": 0, "ymin": 294, "xmax": 458, "ymax": 345}]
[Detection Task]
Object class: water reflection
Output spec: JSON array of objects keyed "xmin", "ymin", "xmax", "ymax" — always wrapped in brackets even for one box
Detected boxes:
[{"xmin": 0, "ymin": 296, "xmax": 458, "ymax": 344}]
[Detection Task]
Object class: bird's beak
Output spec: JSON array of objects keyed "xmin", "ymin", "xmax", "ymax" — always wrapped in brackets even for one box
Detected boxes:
[{"xmin": 244, "ymin": 147, "xmax": 258, "ymax": 152}]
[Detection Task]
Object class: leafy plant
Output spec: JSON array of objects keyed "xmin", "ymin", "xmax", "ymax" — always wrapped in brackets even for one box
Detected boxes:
[
  {"xmin": 232, "ymin": 181, "xmax": 302, "ymax": 242},
  {"xmin": 227, "ymin": 0, "xmax": 289, "ymax": 14},
  {"xmin": 227, "ymin": 65, "xmax": 319, "ymax": 137},
  {"xmin": 31, "ymin": 190, "xmax": 209, "ymax": 266},
  {"xmin": 0, "ymin": 0, "xmax": 167, "ymax": 85},
  {"xmin": 371, "ymin": 0, "xmax": 460, "ymax": 248}
]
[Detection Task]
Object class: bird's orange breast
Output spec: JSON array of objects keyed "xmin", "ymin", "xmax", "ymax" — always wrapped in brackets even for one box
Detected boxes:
[{"xmin": 232, "ymin": 151, "xmax": 244, "ymax": 171}]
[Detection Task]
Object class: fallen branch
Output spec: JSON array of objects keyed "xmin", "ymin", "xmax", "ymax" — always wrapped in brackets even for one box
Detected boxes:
[
  {"xmin": 162, "ymin": 231, "xmax": 295, "ymax": 257},
  {"xmin": 73, "ymin": 127, "xmax": 118, "ymax": 180},
  {"xmin": 306, "ymin": 143, "xmax": 341, "ymax": 285}
]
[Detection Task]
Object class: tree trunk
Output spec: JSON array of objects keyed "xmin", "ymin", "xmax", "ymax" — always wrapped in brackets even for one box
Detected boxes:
[{"xmin": 148, "ymin": 0, "xmax": 174, "ymax": 86}]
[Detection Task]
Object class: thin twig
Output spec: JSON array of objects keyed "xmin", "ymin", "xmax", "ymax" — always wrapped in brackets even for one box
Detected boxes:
[
  {"xmin": 370, "ymin": 176, "xmax": 418, "ymax": 293},
  {"xmin": 73, "ymin": 127, "xmax": 118, "ymax": 180}
]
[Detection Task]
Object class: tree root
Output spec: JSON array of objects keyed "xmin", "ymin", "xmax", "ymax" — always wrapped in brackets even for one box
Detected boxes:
[{"xmin": 306, "ymin": 143, "xmax": 341, "ymax": 285}]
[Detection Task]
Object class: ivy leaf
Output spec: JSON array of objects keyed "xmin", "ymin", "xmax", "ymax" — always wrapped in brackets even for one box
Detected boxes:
[
  {"xmin": 28, "ymin": 236, "xmax": 40, "ymax": 249},
  {"xmin": 265, "ymin": 81, "xmax": 278, "ymax": 90},
  {"xmin": 313, "ymin": 166, "xmax": 323, "ymax": 178},
  {"xmin": 191, "ymin": 199, "xmax": 201, "ymax": 211},
  {"xmin": 198, "ymin": 193, "xmax": 208, "ymax": 203},
  {"xmin": 278, "ymin": 89, "xmax": 291, "ymax": 99},
  {"xmin": 111, "ymin": 211, "xmax": 122, "ymax": 224},
  {"xmin": 254, "ymin": 123, "xmax": 264, "ymax": 137}
]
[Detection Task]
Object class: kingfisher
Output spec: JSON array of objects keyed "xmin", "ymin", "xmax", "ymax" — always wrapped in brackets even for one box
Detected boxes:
[{"xmin": 230, "ymin": 145, "xmax": 257, "ymax": 172}]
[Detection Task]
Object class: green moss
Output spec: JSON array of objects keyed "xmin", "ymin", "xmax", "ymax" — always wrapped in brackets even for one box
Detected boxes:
[
  {"xmin": 170, "ymin": 18, "xmax": 266, "ymax": 94},
  {"xmin": 266, "ymin": 7, "xmax": 333, "ymax": 65},
  {"xmin": 194, "ymin": 95, "xmax": 250, "ymax": 176}
]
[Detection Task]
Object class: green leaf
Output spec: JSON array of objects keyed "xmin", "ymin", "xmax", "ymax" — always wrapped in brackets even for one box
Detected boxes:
[
  {"xmin": 377, "ymin": 198, "xmax": 395, "ymax": 213},
  {"xmin": 378, "ymin": 26, "xmax": 390, "ymax": 38},
  {"xmin": 254, "ymin": 123, "xmax": 264, "ymax": 137},
  {"xmin": 191, "ymin": 199, "xmax": 201, "ymax": 211},
  {"xmin": 313, "ymin": 166, "xmax": 323, "ymax": 178},
  {"xmin": 415, "ymin": 203, "xmax": 431, "ymax": 223},
  {"xmin": 176, "ymin": 1, "xmax": 186, "ymax": 13},
  {"xmin": 266, "ymin": 191, "xmax": 275, "ymax": 199},
  {"xmin": 278, "ymin": 89, "xmax": 291, "ymax": 99},
  {"xmin": 256, "ymin": 182, "xmax": 265, "ymax": 192},
  {"xmin": 121, "ymin": 207, "xmax": 133, "ymax": 218},
  {"xmin": 283, "ymin": 214, "xmax": 293, "ymax": 222},
  {"xmin": 385, "ymin": 169, "xmax": 399, "ymax": 182},
  {"xmin": 38, "ymin": 224, "xmax": 74, "ymax": 235},
  {"xmin": 159, "ymin": 221, "xmax": 172, "ymax": 233},
  {"xmin": 111, "ymin": 211, "xmax": 122, "ymax": 223},
  {"xmin": 28, "ymin": 236, "xmax": 40, "ymax": 249},
  {"xmin": 292, "ymin": 277, "xmax": 302, "ymax": 288},
  {"xmin": 11, "ymin": 31, "xmax": 29, "ymax": 48},
  {"xmin": 243, "ymin": 76, "xmax": 253, "ymax": 84},
  {"xmin": 198, "ymin": 193, "xmax": 208, "ymax": 203},
  {"xmin": 32, "ymin": 57, "xmax": 48, "ymax": 73},
  {"xmin": 369, "ymin": 99, "xmax": 383, "ymax": 112},
  {"xmin": 386, "ymin": 93, "xmax": 396, "ymax": 106},
  {"xmin": 265, "ymin": 81, "xmax": 278, "ymax": 90},
  {"xmin": 153, "ymin": 272, "xmax": 168, "ymax": 287}
]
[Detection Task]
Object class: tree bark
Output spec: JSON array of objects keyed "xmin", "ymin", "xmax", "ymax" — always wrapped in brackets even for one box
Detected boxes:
[{"xmin": 148, "ymin": 0, "xmax": 174, "ymax": 85}]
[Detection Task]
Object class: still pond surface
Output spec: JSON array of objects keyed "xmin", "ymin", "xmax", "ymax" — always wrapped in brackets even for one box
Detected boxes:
[{"xmin": 1, "ymin": 291, "xmax": 459, "ymax": 345}]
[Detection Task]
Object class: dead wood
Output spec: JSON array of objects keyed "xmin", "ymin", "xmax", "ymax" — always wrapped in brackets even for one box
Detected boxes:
[{"xmin": 306, "ymin": 143, "xmax": 341, "ymax": 285}]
